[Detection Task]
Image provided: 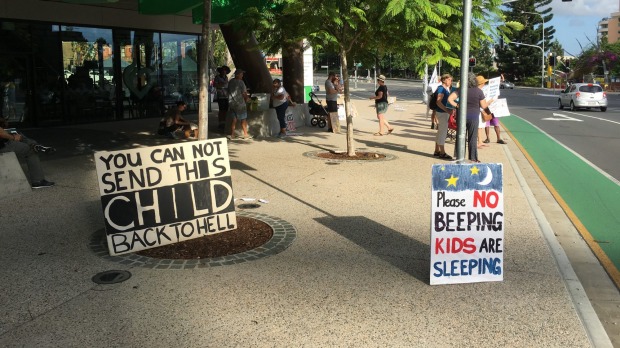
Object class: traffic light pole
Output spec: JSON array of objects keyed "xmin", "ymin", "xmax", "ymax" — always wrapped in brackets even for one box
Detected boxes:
[
  {"xmin": 456, "ymin": 0, "xmax": 473, "ymax": 162},
  {"xmin": 511, "ymin": 42, "xmax": 544, "ymax": 88}
]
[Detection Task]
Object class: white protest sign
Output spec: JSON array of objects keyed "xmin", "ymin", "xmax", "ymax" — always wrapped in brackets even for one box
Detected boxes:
[
  {"xmin": 430, "ymin": 163, "xmax": 504, "ymax": 285},
  {"xmin": 489, "ymin": 98, "xmax": 511, "ymax": 117},
  {"xmin": 94, "ymin": 140, "xmax": 236, "ymax": 255},
  {"xmin": 486, "ymin": 77, "xmax": 501, "ymax": 100}
]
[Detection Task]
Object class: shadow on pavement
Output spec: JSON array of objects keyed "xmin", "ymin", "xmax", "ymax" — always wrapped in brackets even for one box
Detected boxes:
[{"xmin": 315, "ymin": 215, "xmax": 430, "ymax": 283}]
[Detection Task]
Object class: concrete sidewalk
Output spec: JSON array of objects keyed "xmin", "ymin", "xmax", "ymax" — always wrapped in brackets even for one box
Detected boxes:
[{"xmin": 0, "ymin": 99, "xmax": 613, "ymax": 347}]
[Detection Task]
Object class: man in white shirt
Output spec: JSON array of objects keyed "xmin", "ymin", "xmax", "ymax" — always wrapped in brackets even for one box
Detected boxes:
[{"xmin": 324, "ymin": 72, "xmax": 342, "ymax": 133}]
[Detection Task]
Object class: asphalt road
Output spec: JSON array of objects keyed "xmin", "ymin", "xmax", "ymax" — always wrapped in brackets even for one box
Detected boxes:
[
  {"xmin": 323, "ymin": 76, "xmax": 620, "ymax": 183},
  {"xmin": 499, "ymin": 87, "xmax": 620, "ymax": 183}
]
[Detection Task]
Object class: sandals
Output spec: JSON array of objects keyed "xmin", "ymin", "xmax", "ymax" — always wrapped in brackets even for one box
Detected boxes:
[
  {"xmin": 388, "ymin": 128, "xmax": 395, "ymax": 134},
  {"xmin": 497, "ymin": 139, "xmax": 507, "ymax": 144},
  {"xmin": 373, "ymin": 132, "xmax": 384, "ymax": 136},
  {"xmin": 439, "ymin": 153, "xmax": 453, "ymax": 160},
  {"xmin": 433, "ymin": 151, "xmax": 440, "ymax": 157}
]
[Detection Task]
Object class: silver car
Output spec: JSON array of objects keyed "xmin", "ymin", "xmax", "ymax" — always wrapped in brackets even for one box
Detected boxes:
[
  {"xmin": 500, "ymin": 80, "xmax": 514, "ymax": 89},
  {"xmin": 558, "ymin": 83, "xmax": 607, "ymax": 112}
]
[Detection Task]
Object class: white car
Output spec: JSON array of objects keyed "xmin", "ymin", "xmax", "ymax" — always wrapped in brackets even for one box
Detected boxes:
[{"xmin": 558, "ymin": 83, "xmax": 607, "ymax": 112}]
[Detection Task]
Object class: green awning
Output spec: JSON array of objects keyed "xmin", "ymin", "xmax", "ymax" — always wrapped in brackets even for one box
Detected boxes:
[{"xmin": 138, "ymin": 0, "xmax": 202, "ymax": 15}]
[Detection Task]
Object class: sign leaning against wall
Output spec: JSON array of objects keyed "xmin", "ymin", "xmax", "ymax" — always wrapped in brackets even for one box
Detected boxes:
[{"xmin": 94, "ymin": 139, "xmax": 236, "ymax": 256}]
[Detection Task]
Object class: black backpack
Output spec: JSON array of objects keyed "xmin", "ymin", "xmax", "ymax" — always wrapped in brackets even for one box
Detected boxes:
[{"xmin": 429, "ymin": 89, "xmax": 439, "ymax": 110}]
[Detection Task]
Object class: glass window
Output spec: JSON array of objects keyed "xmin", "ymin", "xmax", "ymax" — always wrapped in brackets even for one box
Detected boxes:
[
  {"xmin": 57, "ymin": 26, "xmax": 115, "ymax": 121},
  {"xmin": 161, "ymin": 33, "xmax": 199, "ymax": 110}
]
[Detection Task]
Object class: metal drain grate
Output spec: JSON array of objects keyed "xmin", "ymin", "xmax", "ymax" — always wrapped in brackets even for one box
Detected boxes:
[
  {"xmin": 92, "ymin": 270, "xmax": 131, "ymax": 284},
  {"xmin": 237, "ymin": 203, "xmax": 261, "ymax": 209}
]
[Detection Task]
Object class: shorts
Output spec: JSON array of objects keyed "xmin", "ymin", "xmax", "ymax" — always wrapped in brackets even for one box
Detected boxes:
[
  {"xmin": 230, "ymin": 110, "xmax": 247, "ymax": 120},
  {"xmin": 375, "ymin": 102, "xmax": 388, "ymax": 114},
  {"xmin": 326, "ymin": 100, "xmax": 338, "ymax": 112},
  {"xmin": 217, "ymin": 98, "xmax": 229, "ymax": 111},
  {"xmin": 486, "ymin": 117, "xmax": 500, "ymax": 127}
]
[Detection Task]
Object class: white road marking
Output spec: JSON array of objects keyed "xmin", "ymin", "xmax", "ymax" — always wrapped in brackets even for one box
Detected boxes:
[
  {"xmin": 560, "ymin": 111, "xmax": 620, "ymax": 125},
  {"xmin": 542, "ymin": 113, "xmax": 583, "ymax": 121}
]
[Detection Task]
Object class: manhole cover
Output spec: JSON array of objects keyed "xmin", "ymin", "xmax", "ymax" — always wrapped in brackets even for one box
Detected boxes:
[
  {"xmin": 237, "ymin": 203, "xmax": 261, "ymax": 209},
  {"xmin": 92, "ymin": 270, "xmax": 132, "ymax": 284}
]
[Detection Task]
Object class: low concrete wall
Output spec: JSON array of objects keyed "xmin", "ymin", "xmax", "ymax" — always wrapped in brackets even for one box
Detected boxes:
[
  {"xmin": 0, "ymin": 152, "xmax": 31, "ymax": 199},
  {"xmin": 228, "ymin": 104, "xmax": 311, "ymax": 138}
]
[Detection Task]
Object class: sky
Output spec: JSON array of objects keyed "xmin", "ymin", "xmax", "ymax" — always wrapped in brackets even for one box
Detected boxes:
[{"xmin": 544, "ymin": 0, "xmax": 618, "ymax": 56}]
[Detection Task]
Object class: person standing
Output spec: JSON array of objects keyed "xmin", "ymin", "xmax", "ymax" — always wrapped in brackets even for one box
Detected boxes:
[
  {"xmin": 368, "ymin": 74, "xmax": 394, "ymax": 136},
  {"xmin": 227, "ymin": 69, "xmax": 252, "ymax": 140},
  {"xmin": 214, "ymin": 65, "xmax": 230, "ymax": 130},
  {"xmin": 431, "ymin": 74, "xmax": 454, "ymax": 159},
  {"xmin": 271, "ymin": 79, "xmax": 296, "ymax": 138},
  {"xmin": 324, "ymin": 72, "xmax": 342, "ymax": 133},
  {"xmin": 466, "ymin": 74, "xmax": 494, "ymax": 162}
]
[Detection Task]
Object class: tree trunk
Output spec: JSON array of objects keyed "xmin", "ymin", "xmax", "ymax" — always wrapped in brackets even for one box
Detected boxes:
[
  {"xmin": 340, "ymin": 48, "xmax": 355, "ymax": 157},
  {"xmin": 282, "ymin": 40, "xmax": 304, "ymax": 104},
  {"xmin": 198, "ymin": 0, "xmax": 211, "ymax": 140},
  {"xmin": 220, "ymin": 23, "xmax": 272, "ymax": 94}
]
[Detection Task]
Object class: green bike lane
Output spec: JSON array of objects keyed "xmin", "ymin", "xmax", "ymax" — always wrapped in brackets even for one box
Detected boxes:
[{"xmin": 501, "ymin": 115, "xmax": 620, "ymax": 288}]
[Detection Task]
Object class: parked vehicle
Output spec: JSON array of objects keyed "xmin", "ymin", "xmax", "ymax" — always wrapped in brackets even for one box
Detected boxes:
[
  {"xmin": 500, "ymin": 80, "xmax": 514, "ymax": 89},
  {"xmin": 558, "ymin": 83, "xmax": 607, "ymax": 112}
]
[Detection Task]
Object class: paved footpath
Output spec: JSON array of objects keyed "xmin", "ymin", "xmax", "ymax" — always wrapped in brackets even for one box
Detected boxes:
[{"xmin": 0, "ymin": 98, "xmax": 615, "ymax": 347}]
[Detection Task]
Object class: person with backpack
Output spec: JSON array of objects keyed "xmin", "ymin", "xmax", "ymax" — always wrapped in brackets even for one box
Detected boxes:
[{"xmin": 431, "ymin": 74, "xmax": 456, "ymax": 159}]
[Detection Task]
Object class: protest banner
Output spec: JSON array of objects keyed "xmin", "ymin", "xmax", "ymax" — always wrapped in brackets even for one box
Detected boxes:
[
  {"xmin": 430, "ymin": 163, "xmax": 504, "ymax": 285},
  {"xmin": 94, "ymin": 140, "xmax": 236, "ymax": 256}
]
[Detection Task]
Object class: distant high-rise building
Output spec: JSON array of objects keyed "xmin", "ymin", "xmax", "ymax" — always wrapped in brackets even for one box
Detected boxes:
[{"xmin": 598, "ymin": 10, "xmax": 620, "ymax": 44}]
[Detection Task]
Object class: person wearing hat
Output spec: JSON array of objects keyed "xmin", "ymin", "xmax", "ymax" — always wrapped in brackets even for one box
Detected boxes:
[
  {"xmin": 214, "ymin": 65, "xmax": 231, "ymax": 129},
  {"xmin": 369, "ymin": 74, "xmax": 394, "ymax": 136},
  {"xmin": 227, "ymin": 69, "xmax": 252, "ymax": 140}
]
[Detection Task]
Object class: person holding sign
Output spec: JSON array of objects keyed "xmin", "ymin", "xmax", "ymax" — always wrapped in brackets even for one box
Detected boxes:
[
  {"xmin": 448, "ymin": 74, "xmax": 494, "ymax": 163},
  {"xmin": 271, "ymin": 78, "xmax": 296, "ymax": 138}
]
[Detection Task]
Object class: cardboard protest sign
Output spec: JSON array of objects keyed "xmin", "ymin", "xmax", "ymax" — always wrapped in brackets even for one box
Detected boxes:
[
  {"xmin": 430, "ymin": 163, "xmax": 504, "ymax": 285},
  {"xmin": 94, "ymin": 140, "xmax": 236, "ymax": 256},
  {"xmin": 489, "ymin": 98, "xmax": 511, "ymax": 117}
]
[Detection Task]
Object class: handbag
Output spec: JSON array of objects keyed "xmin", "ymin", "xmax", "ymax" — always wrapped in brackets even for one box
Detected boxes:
[
  {"xmin": 481, "ymin": 109, "xmax": 494, "ymax": 122},
  {"xmin": 448, "ymin": 109, "xmax": 457, "ymax": 130}
]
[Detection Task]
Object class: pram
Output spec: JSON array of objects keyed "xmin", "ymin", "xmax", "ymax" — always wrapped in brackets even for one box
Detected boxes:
[{"xmin": 308, "ymin": 92, "xmax": 328, "ymax": 128}]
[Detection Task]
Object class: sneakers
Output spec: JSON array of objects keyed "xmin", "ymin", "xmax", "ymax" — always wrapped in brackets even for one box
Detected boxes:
[
  {"xmin": 33, "ymin": 145, "xmax": 56, "ymax": 154},
  {"xmin": 31, "ymin": 180, "xmax": 55, "ymax": 189}
]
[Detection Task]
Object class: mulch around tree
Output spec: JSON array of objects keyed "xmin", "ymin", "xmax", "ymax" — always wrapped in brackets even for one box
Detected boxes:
[
  {"xmin": 316, "ymin": 151, "xmax": 386, "ymax": 160},
  {"xmin": 136, "ymin": 216, "xmax": 273, "ymax": 260}
]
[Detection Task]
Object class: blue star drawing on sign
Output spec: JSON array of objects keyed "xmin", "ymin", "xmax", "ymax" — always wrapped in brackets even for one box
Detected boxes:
[{"xmin": 431, "ymin": 164, "xmax": 503, "ymax": 192}]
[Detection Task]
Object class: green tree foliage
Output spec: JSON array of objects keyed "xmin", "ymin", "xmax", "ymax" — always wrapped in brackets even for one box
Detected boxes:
[
  {"xmin": 235, "ymin": 0, "xmax": 518, "ymax": 154},
  {"xmin": 495, "ymin": 0, "xmax": 555, "ymax": 82},
  {"xmin": 571, "ymin": 39, "xmax": 620, "ymax": 82}
]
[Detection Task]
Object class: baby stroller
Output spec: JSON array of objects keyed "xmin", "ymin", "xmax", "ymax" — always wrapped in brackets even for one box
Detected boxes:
[
  {"xmin": 447, "ymin": 110, "xmax": 457, "ymax": 141},
  {"xmin": 308, "ymin": 92, "xmax": 328, "ymax": 128}
]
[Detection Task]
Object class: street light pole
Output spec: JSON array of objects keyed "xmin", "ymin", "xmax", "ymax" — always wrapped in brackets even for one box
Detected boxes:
[
  {"xmin": 522, "ymin": 11, "xmax": 545, "ymax": 88},
  {"xmin": 511, "ymin": 42, "xmax": 544, "ymax": 88}
]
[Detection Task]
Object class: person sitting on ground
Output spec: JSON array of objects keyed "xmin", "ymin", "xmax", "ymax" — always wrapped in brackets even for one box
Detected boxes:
[
  {"xmin": 162, "ymin": 101, "xmax": 197, "ymax": 139},
  {"xmin": 0, "ymin": 117, "xmax": 55, "ymax": 189}
]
